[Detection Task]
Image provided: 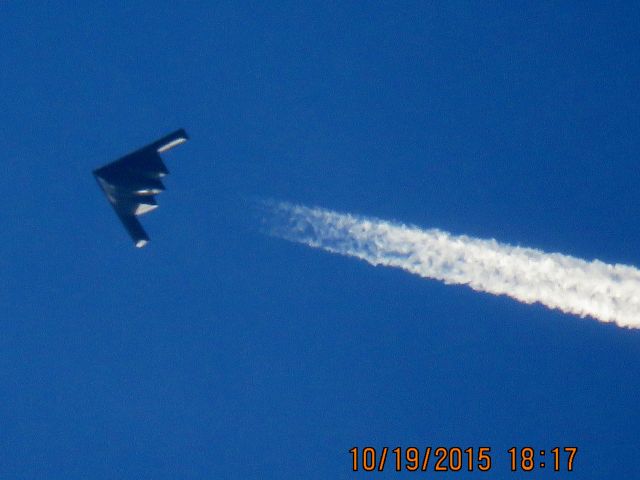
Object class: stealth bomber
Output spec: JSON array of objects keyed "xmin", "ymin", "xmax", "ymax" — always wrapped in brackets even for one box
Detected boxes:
[{"xmin": 93, "ymin": 129, "xmax": 189, "ymax": 247}]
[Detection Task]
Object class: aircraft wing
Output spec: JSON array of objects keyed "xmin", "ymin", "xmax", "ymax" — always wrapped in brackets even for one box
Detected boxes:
[
  {"xmin": 93, "ymin": 129, "xmax": 189, "ymax": 247},
  {"xmin": 114, "ymin": 204, "xmax": 150, "ymax": 248}
]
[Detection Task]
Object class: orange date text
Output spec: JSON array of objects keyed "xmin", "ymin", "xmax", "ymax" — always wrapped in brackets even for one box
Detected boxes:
[{"xmin": 349, "ymin": 446, "xmax": 492, "ymax": 472}]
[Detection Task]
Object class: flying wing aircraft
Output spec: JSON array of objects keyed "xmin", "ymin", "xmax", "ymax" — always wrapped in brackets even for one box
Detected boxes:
[{"xmin": 93, "ymin": 129, "xmax": 189, "ymax": 248}]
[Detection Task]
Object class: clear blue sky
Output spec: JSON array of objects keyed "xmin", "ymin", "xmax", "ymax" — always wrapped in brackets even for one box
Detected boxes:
[{"xmin": 1, "ymin": 2, "xmax": 639, "ymax": 478}]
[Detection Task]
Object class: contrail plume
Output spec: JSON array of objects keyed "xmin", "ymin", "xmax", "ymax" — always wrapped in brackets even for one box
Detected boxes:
[{"xmin": 262, "ymin": 201, "xmax": 640, "ymax": 328}]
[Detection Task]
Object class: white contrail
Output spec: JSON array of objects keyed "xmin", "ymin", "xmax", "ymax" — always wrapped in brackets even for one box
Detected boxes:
[{"xmin": 263, "ymin": 201, "xmax": 640, "ymax": 328}]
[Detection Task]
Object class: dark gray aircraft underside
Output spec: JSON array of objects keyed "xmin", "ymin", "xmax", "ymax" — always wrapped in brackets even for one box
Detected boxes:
[{"xmin": 93, "ymin": 129, "xmax": 189, "ymax": 247}]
